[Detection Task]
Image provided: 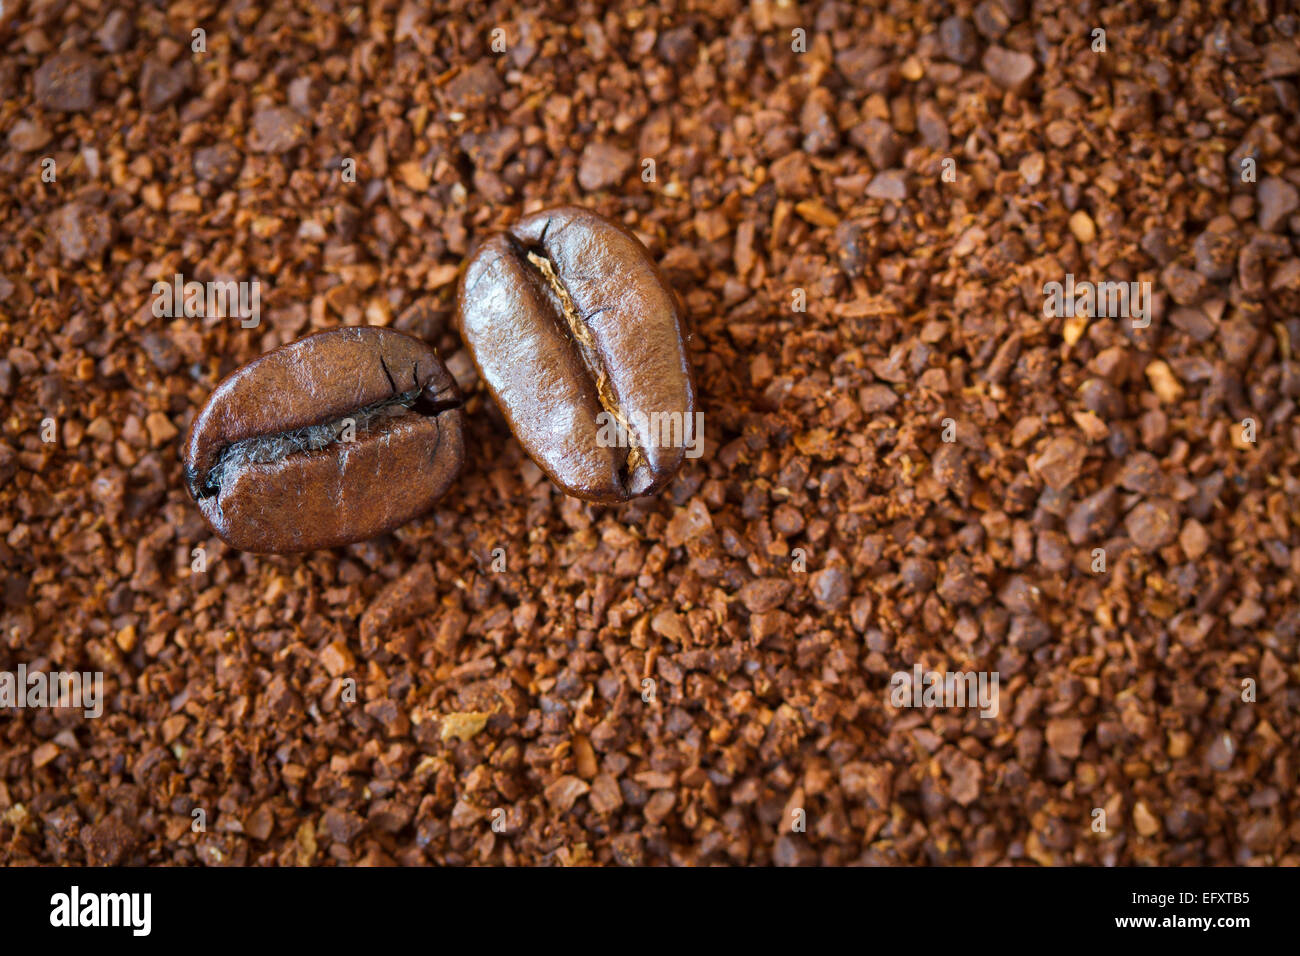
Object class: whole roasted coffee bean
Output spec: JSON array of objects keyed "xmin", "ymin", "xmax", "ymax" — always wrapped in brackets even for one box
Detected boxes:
[
  {"xmin": 184, "ymin": 327, "xmax": 465, "ymax": 553},
  {"xmin": 457, "ymin": 206, "xmax": 697, "ymax": 502}
]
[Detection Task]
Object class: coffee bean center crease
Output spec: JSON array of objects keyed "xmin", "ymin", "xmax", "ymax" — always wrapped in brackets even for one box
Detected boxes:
[
  {"xmin": 187, "ymin": 362, "xmax": 462, "ymax": 502},
  {"xmin": 521, "ymin": 240, "xmax": 646, "ymax": 480}
]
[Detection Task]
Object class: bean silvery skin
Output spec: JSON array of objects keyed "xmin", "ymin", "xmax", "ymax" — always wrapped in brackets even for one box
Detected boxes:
[
  {"xmin": 457, "ymin": 206, "xmax": 697, "ymax": 502},
  {"xmin": 184, "ymin": 327, "xmax": 465, "ymax": 553}
]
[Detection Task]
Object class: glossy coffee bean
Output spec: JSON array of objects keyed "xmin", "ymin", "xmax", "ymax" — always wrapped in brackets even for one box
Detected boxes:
[
  {"xmin": 457, "ymin": 206, "xmax": 696, "ymax": 502},
  {"xmin": 184, "ymin": 327, "xmax": 465, "ymax": 553}
]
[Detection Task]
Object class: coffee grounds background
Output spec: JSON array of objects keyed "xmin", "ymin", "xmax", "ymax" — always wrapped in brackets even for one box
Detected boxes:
[{"xmin": 1, "ymin": 2, "xmax": 1298, "ymax": 866}]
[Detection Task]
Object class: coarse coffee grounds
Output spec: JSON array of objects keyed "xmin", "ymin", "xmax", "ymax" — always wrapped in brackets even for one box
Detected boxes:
[{"xmin": 1, "ymin": 1, "xmax": 1298, "ymax": 867}]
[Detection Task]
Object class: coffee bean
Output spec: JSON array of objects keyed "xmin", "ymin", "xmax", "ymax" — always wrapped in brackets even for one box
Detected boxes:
[
  {"xmin": 184, "ymin": 328, "xmax": 464, "ymax": 553},
  {"xmin": 457, "ymin": 206, "xmax": 697, "ymax": 502}
]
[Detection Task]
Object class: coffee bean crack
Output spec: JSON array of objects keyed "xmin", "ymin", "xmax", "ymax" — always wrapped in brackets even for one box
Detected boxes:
[
  {"xmin": 186, "ymin": 363, "xmax": 461, "ymax": 502},
  {"xmin": 521, "ymin": 237, "xmax": 647, "ymax": 486}
]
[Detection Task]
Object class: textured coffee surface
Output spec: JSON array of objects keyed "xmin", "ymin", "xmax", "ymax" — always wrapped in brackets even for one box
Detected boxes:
[
  {"xmin": 3, "ymin": 3, "xmax": 1299, "ymax": 869},
  {"xmin": 458, "ymin": 206, "xmax": 695, "ymax": 502},
  {"xmin": 184, "ymin": 328, "xmax": 464, "ymax": 553}
]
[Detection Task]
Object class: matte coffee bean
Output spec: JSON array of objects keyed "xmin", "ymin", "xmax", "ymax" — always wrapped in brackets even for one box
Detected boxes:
[
  {"xmin": 184, "ymin": 327, "xmax": 465, "ymax": 553},
  {"xmin": 457, "ymin": 206, "xmax": 697, "ymax": 502}
]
